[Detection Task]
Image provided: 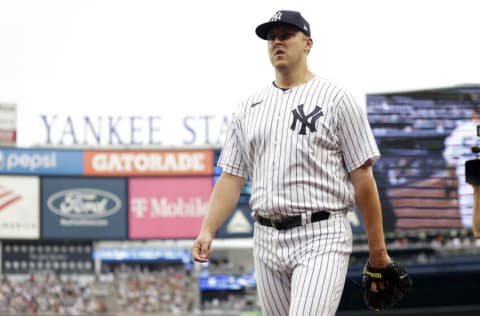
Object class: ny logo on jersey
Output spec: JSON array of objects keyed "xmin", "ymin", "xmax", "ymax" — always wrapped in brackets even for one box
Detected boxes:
[
  {"xmin": 290, "ymin": 105, "xmax": 323, "ymax": 135},
  {"xmin": 270, "ymin": 11, "xmax": 282, "ymax": 22}
]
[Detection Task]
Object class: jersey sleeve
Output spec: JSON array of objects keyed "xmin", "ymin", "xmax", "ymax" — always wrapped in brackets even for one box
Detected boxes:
[
  {"xmin": 443, "ymin": 122, "xmax": 477, "ymax": 166},
  {"xmin": 336, "ymin": 89, "xmax": 381, "ymax": 172},
  {"xmin": 443, "ymin": 127, "xmax": 461, "ymax": 166},
  {"xmin": 217, "ymin": 112, "xmax": 249, "ymax": 178}
]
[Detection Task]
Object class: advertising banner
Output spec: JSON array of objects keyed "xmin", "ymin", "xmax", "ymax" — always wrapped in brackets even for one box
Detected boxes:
[
  {"xmin": 93, "ymin": 248, "xmax": 191, "ymax": 264},
  {"xmin": 84, "ymin": 150, "xmax": 214, "ymax": 176},
  {"xmin": 0, "ymin": 176, "xmax": 40, "ymax": 239},
  {"xmin": 42, "ymin": 177, "xmax": 127, "ymax": 239},
  {"xmin": 2, "ymin": 241, "xmax": 93, "ymax": 274},
  {"xmin": 0, "ymin": 148, "xmax": 83, "ymax": 175},
  {"xmin": 129, "ymin": 177, "xmax": 211, "ymax": 239},
  {"xmin": 216, "ymin": 204, "xmax": 254, "ymax": 238},
  {"xmin": 0, "ymin": 103, "xmax": 17, "ymax": 146}
]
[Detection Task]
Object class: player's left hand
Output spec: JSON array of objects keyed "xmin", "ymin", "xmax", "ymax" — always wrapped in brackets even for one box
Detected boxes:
[
  {"xmin": 362, "ymin": 260, "xmax": 412, "ymax": 311},
  {"xmin": 368, "ymin": 250, "xmax": 391, "ymax": 268},
  {"xmin": 365, "ymin": 252, "xmax": 391, "ymax": 292}
]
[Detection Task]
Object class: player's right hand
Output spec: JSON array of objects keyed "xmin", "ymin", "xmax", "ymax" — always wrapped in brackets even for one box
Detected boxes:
[{"xmin": 191, "ymin": 232, "xmax": 213, "ymax": 263}]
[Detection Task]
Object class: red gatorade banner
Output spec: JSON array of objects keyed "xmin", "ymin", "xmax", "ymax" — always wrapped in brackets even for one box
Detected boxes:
[
  {"xmin": 83, "ymin": 150, "xmax": 213, "ymax": 176},
  {"xmin": 128, "ymin": 177, "xmax": 211, "ymax": 239}
]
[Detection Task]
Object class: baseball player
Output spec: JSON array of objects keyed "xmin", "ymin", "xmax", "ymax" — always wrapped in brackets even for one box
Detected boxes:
[
  {"xmin": 192, "ymin": 10, "xmax": 392, "ymax": 315},
  {"xmin": 443, "ymin": 103, "xmax": 480, "ymax": 238}
]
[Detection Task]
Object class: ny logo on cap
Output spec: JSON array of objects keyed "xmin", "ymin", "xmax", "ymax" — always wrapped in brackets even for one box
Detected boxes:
[{"xmin": 270, "ymin": 11, "xmax": 282, "ymax": 22}]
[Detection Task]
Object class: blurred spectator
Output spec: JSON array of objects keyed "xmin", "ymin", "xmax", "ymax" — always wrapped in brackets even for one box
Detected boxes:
[
  {"xmin": 443, "ymin": 101, "xmax": 480, "ymax": 236},
  {"xmin": 0, "ymin": 273, "xmax": 108, "ymax": 315},
  {"xmin": 115, "ymin": 265, "xmax": 195, "ymax": 315}
]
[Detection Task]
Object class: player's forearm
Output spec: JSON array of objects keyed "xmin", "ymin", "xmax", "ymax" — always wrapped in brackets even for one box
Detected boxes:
[
  {"xmin": 350, "ymin": 165, "xmax": 388, "ymax": 263},
  {"xmin": 473, "ymin": 185, "xmax": 480, "ymax": 238},
  {"xmin": 199, "ymin": 172, "xmax": 246, "ymax": 236},
  {"xmin": 355, "ymin": 179, "xmax": 387, "ymax": 253}
]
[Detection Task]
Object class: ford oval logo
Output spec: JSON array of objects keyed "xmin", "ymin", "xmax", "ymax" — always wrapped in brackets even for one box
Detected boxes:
[{"xmin": 47, "ymin": 188, "xmax": 121, "ymax": 219}]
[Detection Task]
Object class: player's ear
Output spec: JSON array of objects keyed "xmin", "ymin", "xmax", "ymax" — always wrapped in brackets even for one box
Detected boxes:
[{"xmin": 305, "ymin": 37, "xmax": 313, "ymax": 54}]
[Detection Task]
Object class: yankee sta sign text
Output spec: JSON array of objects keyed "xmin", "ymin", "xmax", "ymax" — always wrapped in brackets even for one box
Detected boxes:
[{"xmin": 39, "ymin": 114, "xmax": 231, "ymax": 147}]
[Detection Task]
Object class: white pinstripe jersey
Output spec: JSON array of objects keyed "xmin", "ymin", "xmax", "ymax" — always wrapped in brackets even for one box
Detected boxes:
[{"xmin": 218, "ymin": 76, "xmax": 380, "ymax": 218}]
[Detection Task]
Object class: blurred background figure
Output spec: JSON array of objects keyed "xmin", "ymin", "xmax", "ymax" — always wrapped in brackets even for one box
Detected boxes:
[{"xmin": 443, "ymin": 98, "xmax": 480, "ymax": 237}]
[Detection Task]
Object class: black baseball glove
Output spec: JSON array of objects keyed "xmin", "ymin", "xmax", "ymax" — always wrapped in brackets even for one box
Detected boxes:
[{"xmin": 362, "ymin": 261, "xmax": 412, "ymax": 311}]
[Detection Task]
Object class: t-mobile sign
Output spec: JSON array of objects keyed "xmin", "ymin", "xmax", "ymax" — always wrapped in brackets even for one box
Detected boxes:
[{"xmin": 128, "ymin": 177, "xmax": 211, "ymax": 239}]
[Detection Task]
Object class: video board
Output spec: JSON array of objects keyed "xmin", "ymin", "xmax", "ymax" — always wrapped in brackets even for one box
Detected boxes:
[{"xmin": 367, "ymin": 85, "xmax": 480, "ymax": 231}]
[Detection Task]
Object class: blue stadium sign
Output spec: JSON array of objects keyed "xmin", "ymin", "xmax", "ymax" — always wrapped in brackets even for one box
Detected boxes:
[
  {"xmin": 216, "ymin": 204, "xmax": 254, "ymax": 238},
  {"xmin": 41, "ymin": 177, "xmax": 127, "ymax": 239},
  {"xmin": 0, "ymin": 148, "xmax": 83, "ymax": 175}
]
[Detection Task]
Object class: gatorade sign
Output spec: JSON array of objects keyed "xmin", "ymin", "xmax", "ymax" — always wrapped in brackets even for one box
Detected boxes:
[{"xmin": 84, "ymin": 150, "xmax": 213, "ymax": 176}]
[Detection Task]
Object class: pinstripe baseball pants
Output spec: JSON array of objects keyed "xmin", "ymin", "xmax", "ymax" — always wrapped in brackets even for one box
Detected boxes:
[{"xmin": 253, "ymin": 211, "xmax": 352, "ymax": 316}]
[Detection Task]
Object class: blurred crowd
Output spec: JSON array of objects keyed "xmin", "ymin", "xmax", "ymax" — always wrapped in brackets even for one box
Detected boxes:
[
  {"xmin": 115, "ymin": 265, "xmax": 196, "ymax": 315},
  {"xmin": 0, "ymin": 229, "xmax": 480, "ymax": 315},
  {"xmin": 201, "ymin": 294, "xmax": 257, "ymax": 314},
  {"xmin": 0, "ymin": 265, "xmax": 197, "ymax": 315},
  {"xmin": 0, "ymin": 274, "xmax": 107, "ymax": 315},
  {"xmin": 354, "ymin": 228, "xmax": 480, "ymax": 250},
  {"xmin": 350, "ymin": 228, "xmax": 480, "ymax": 268}
]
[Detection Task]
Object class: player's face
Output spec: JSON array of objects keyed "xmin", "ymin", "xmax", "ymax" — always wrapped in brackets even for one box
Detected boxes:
[{"xmin": 267, "ymin": 25, "xmax": 311, "ymax": 70}]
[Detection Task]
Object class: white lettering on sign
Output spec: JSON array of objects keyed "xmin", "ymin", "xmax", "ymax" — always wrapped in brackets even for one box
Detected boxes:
[
  {"xmin": 91, "ymin": 153, "xmax": 206, "ymax": 172},
  {"xmin": 130, "ymin": 197, "xmax": 208, "ymax": 218},
  {"xmin": 47, "ymin": 188, "xmax": 121, "ymax": 219},
  {"xmin": 39, "ymin": 114, "xmax": 231, "ymax": 147},
  {"xmin": 2, "ymin": 152, "xmax": 57, "ymax": 171},
  {"xmin": 59, "ymin": 219, "xmax": 109, "ymax": 226}
]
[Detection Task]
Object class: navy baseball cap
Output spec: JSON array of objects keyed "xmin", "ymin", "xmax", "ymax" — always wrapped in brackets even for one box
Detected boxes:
[{"xmin": 256, "ymin": 10, "xmax": 311, "ymax": 40}]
